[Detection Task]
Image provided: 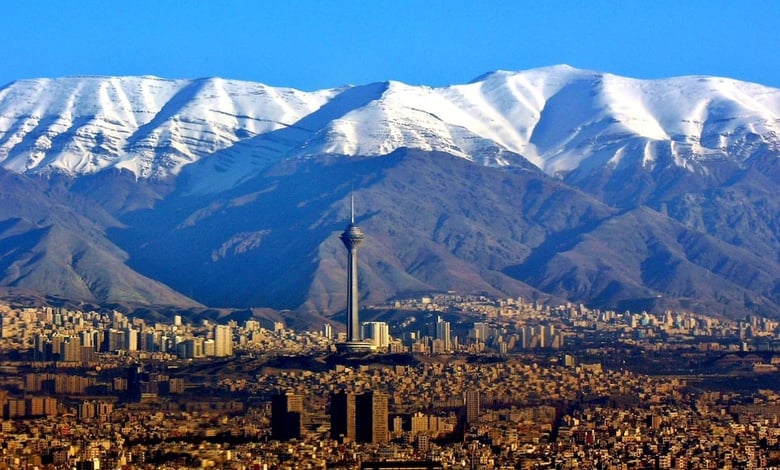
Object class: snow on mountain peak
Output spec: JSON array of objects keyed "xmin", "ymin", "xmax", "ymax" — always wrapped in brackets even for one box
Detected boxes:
[
  {"xmin": 0, "ymin": 76, "xmax": 337, "ymax": 179},
  {"xmin": 0, "ymin": 67, "xmax": 779, "ymax": 193}
]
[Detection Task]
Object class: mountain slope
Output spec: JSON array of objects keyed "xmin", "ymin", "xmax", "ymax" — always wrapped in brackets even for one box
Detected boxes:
[
  {"xmin": 505, "ymin": 206, "xmax": 780, "ymax": 316},
  {"xmin": 0, "ymin": 67, "xmax": 780, "ymax": 319},
  {"xmin": 108, "ymin": 149, "xmax": 612, "ymax": 311},
  {"xmin": 100, "ymin": 149, "xmax": 780, "ymax": 319},
  {"xmin": 0, "ymin": 168, "xmax": 200, "ymax": 306}
]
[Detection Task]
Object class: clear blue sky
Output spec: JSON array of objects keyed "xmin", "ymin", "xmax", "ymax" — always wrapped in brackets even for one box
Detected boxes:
[{"xmin": 1, "ymin": 0, "xmax": 778, "ymax": 90}]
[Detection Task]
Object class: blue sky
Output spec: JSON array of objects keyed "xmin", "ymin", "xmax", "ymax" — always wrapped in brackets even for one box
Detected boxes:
[{"xmin": 1, "ymin": 1, "xmax": 778, "ymax": 90}]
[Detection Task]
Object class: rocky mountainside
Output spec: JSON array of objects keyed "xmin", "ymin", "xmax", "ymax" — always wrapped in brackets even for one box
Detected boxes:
[{"xmin": 0, "ymin": 67, "xmax": 779, "ymax": 321}]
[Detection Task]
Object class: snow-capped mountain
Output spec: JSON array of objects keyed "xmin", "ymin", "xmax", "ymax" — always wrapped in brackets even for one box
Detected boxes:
[
  {"xmin": 2, "ymin": 66, "xmax": 779, "ymax": 192},
  {"xmin": 1, "ymin": 66, "xmax": 780, "ymax": 322},
  {"xmin": 0, "ymin": 75, "xmax": 337, "ymax": 179}
]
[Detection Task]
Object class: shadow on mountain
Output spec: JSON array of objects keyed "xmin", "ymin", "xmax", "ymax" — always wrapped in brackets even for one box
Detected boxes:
[
  {"xmin": 178, "ymin": 82, "xmax": 391, "ymax": 194},
  {"xmin": 109, "ymin": 152, "xmax": 401, "ymax": 310}
]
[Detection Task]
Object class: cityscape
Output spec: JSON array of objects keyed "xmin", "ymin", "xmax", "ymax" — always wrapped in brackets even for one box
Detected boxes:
[
  {"xmin": 0, "ymin": 214, "xmax": 780, "ymax": 469},
  {"xmin": 1, "ymin": 3, "xmax": 779, "ymax": 469}
]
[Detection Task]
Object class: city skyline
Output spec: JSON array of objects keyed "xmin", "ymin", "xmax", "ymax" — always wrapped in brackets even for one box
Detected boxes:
[{"xmin": 3, "ymin": 292, "xmax": 780, "ymax": 467}]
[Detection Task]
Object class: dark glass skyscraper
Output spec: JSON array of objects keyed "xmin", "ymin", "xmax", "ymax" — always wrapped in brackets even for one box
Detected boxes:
[
  {"xmin": 330, "ymin": 391, "xmax": 388, "ymax": 444},
  {"xmin": 271, "ymin": 392, "xmax": 304, "ymax": 440}
]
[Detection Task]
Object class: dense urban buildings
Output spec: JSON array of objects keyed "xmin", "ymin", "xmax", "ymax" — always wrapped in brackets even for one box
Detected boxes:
[
  {"xmin": 3, "ymin": 200, "xmax": 769, "ymax": 470},
  {"xmin": 1, "ymin": 296, "xmax": 780, "ymax": 468}
]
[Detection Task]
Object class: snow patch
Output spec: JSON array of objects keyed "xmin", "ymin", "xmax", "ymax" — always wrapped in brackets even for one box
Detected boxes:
[{"xmin": 0, "ymin": 68, "xmax": 778, "ymax": 193}]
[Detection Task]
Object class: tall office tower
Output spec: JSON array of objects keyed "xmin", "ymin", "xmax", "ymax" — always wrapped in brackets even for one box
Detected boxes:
[
  {"xmin": 337, "ymin": 194, "xmax": 372, "ymax": 353},
  {"xmin": 331, "ymin": 391, "xmax": 388, "ymax": 443},
  {"xmin": 102, "ymin": 329, "xmax": 125, "ymax": 353},
  {"xmin": 465, "ymin": 389, "xmax": 480, "ymax": 424},
  {"xmin": 330, "ymin": 391, "xmax": 357, "ymax": 441},
  {"xmin": 124, "ymin": 327, "xmax": 138, "ymax": 352},
  {"xmin": 213, "ymin": 325, "xmax": 233, "ymax": 357},
  {"xmin": 323, "ymin": 323, "xmax": 333, "ymax": 339},
  {"xmin": 356, "ymin": 392, "xmax": 389, "ymax": 444},
  {"xmin": 539, "ymin": 324, "xmax": 549, "ymax": 348},
  {"xmin": 436, "ymin": 317, "xmax": 452, "ymax": 351},
  {"xmin": 62, "ymin": 339, "xmax": 81, "ymax": 362},
  {"xmin": 361, "ymin": 321, "xmax": 389, "ymax": 349},
  {"xmin": 126, "ymin": 366, "xmax": 143, "ymax": 401},
  {"xmin": 522, "ymin": 325, "xmax": 535, "ymax": 349},
  {"xmin": 47, "ymin": 335, "xmax": 64, "ymax": 361},
  {"xmin": 271, "ymin": 393, "xmax": 304, "ymax": 440},
  {"xmin": 33, "ymin": 334, "xmax": 46, "ymax": 361},
  {"xmin": 80, "ymin": 330, "xmax": 93, "ymax": 349},
  {"xmin": 472, "ymin": 322, "xmax": 489, "ymax": 343}
]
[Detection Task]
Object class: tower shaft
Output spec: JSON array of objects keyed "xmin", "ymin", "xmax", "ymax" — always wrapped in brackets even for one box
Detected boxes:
[
  {"xmin": 340, "ymin": 223, "xmax": 364, "ymax": 343},
  {"xmin": 346, "ymin": 245, "xmax": 360, "ymax": 342}
]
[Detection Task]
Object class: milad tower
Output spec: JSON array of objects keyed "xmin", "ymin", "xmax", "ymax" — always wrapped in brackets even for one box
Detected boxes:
[{"xmin": 336, "ymin": 194, "xmax": 373, "ymax": 354}]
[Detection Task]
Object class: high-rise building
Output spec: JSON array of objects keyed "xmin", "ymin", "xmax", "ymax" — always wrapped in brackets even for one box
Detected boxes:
[
  {"xmin": 330, "ymin": 391, "xmax": 357, "ymax": 441},
  {"xmin": 337, "ymin": 194, "xmax": 372, "ymax": 353},
  {"xmin": 331, "ymin": 391, "xmax": 388, "ymax": 444},
  {"xmin": 520, "ymin": 325, "xmax": 532, "ymax": 349},
  {"xmin": 80, "ymin": 330, "xmax": 94, "ymax": 348},
  {"xmin": 125, "ymin": 327, "xmax": 138, "ymax": 352},
  {"xmin": 213, "ymin": 325, "xmax": 233, "ymax": 357},
  {"xmin": 78, "ymin": 401, "xmax": 96, "ymax": 421},
  {"xmin": 472, "ymin": 322, "xmax": 489, "ymax": 343},
  {"xmin": 361, "ymin": 321, "xmax": 389, "ymax": 349},
  {"xmin": 203, "ymin": 339, "xmax": 215, "ymax": 357},
  {"xmin": 102, "ymin": 329, "xmax": 125, "ymax": 353},
  {"xmin": 126, "ymin": 366, "xmax": 143, "ymax": 401},
  {"xmin": 356, "ymin": 391, "xmax": 389, "ymax": 444},
  {"xmin": 49, "ymin": 335, "xmax": 65, "ymax": 360},
  {"xmin": 436, "ymin": 317, "xmax": 452, "ymax": 351},
  {"xmin": 465, "ymin": 389, "xmax": 480, "ymax": 424},
  {"xmin": 271, "ymin": 393, "xmax": 304, "ymax": 441},
  {"xmin": 61, "ymin": 339, "xmax": 81, "ymax": 362},
  {"xmin": 180, "ymin": 338, "xmax": 205, "ymax": 359}
]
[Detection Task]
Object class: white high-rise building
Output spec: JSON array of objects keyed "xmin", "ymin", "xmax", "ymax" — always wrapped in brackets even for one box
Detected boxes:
[
  {"xmin": 125, "ymin": 327, "xmax": 138, "ymax": 352},
  {"xmin": 361, "ymin": 321, "xmax": 389, "ymax": 349},
  {"xmin": 472, "ymin": 322, "xmax": 489, "ymax": 343},
  {"xmin": 203, "ymin": 339, "xmax": 216, "ymax": 357},
  {"xmin": 436, "ymin": 318, "xmax": 452, "ymax": 351},
  {"xmin": 214, "ymin": 325, "xmax": 233, "ymax": 357},
  {"xmin": 80, "ymin": 330, "xmax": 94, "ymax": 348}
]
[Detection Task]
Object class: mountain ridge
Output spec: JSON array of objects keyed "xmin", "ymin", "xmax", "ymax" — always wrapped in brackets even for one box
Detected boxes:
[
  {"xmin": 0, "ymin": 66, "xmax": 779, "ymax": 322},
  {"xmin": 2, "ymin": 66, "xmax": 778, "ymax": 186}
]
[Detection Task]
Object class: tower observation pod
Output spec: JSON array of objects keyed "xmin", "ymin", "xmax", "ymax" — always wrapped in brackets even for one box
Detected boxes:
[{"xmin": 336, "ymin": 194, "xmax": 373, "ymax": 354}]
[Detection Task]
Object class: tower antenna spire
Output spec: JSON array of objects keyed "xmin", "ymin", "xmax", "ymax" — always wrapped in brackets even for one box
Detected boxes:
[{"xmin": 350, "ymin": 191, "xmax": 355, "ymax": 224}]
